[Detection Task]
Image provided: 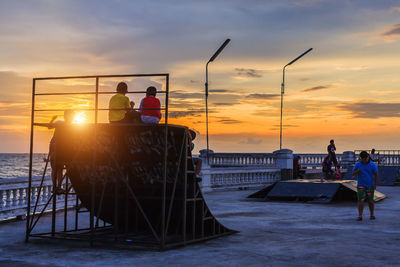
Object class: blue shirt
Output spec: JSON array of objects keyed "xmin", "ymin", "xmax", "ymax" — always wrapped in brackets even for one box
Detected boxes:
[{"xmin": 352, "ymin": 161, "xmax": 378, "ymax": 187}]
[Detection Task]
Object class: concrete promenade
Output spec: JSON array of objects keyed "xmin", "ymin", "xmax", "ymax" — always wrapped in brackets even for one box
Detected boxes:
[{"xmin": 0, "ymin": 186, "xmax": 400, "ymax": 267}]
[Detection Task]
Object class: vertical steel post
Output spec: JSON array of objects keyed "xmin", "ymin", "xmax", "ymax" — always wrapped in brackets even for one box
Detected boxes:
[
  {"xmin": 280, "ymin": 67, "xmax": 286, "ymax": 150},
  {"xmin": 25, "ymin": 79, "xmax": 36, "ymax": 242},
  {"xmin": 95, "ymin": 77, "xmax": 99, "ymax": 124},
  {"xmin": 90, "ymin": 77, "xmax": 99, "ymax": 246},
  {"xmin": 183, "ymin": 129, "xmax": 188, "ymax": 244},
  {"xmin": 63, "ymin": 176, "xmax": 69, "ymax": 232},
  {"xmin": 161, "ymin": 74, "xmax": 169, "ymax": 249},
  {"xmin": 205, "ymin": 63, "xmax": 210, "ymax": 165},
  {"xmin": 75, "ymin": 196, "xmax": 79, "ymax": 230}
]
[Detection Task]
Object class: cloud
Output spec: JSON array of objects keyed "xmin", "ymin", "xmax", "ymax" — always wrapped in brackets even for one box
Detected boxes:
[
  {"xmin": 251, "ymin": 109, "xmax": 277, "ymax": 117},
  {"xmin": 382, "ymin": 23, "xmax": 400, "ymax": 36},
  {"xmin": 168, "ymin": 110, "xmax": 204, "ymax": 118},
  {"xmin": 209, "ymin": 93, "xmax": 242, "ymax": 106},
  {"xmin": 235, "ymin": 68, "xmax": 263, "ymax": 78},
  {"xmin": 170, "ymin": 91, "xmax": 203, "ymax": 99},
  {"xmin": 269, "ymin": 124, "xmax": 299, "ymax": 130},
  {"xmin": 216, "ymin": 118, "xmax": 242, "ymax": 124},
  {"xmin": 272, "ymin": 124, "xmax": 299, "ymax": 128},
  {"xmin": 0, "ymin": 71, "xmax": 31, "ymax": 100},
  {"xmin": 371, "ymin": 23, "xmax": 400, "ymax": 42},
  {"xmin": 301, "ymin": 85, "xmax": 332, "ymax": 92},
  {"xmin": 294, "ymin": 0, "xmax": 324, "ymax": 7},
  {"xmin": 209, "ymin": 89, "xmax": 229, "ymax": 93},
  {"xmin": 246, "ymin": 93, "xmax": 280, "ymax": 100},
  {"xmin": 335, "ymin": 66, "xmax": 368, "ymax": 71},
  {"xmin": 214, "ymin": 103, "xmax": 234, "ymax": 106},
  {"xmin": 390, "ymin": 6, "xmax": 400, "ymax": 13},
  {"xmin": 239, "ymin": 137, "xmax": 263, "ymax": 145},
  {"xmin": 338, "ymin": 101, "xmax": 400, "ymax": 118}
]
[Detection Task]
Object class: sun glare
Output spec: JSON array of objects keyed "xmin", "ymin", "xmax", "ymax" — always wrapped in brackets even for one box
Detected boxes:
[{"xmin": 72, "ymin": 112, "xmax": 87, "ymax": 124}]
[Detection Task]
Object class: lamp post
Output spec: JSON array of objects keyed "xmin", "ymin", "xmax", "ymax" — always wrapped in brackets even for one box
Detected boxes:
[
  {"xmin": 280, "ymin": 48, "xmax": 313, "ymax": 150},
  {"xmin": 205, "ymin": 39, "xmax": 231, "ymax": 163}
]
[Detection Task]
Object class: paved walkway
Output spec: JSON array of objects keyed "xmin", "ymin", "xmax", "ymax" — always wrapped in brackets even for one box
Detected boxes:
[{"xmin": 1, "ymin": 186, "xmax": 400, "ymax": 266}]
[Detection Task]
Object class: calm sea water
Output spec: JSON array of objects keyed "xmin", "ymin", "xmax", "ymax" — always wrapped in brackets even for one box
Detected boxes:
[{"xmin": 0, "ymin": 153, "xmax": 49, "ymax": 179}]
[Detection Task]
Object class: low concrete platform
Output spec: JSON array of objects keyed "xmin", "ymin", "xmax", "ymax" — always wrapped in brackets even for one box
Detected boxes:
[{"xmin": 1, "ymin": 186, "xmax": 400, "ymax": 266}]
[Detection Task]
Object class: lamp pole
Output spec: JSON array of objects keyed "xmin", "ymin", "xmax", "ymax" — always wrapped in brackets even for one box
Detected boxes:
[
  {"xmin": 280, "ymin": 48, "xmax": 313, "ymax": 150},
  {"xmin": 205, "ymin": 39, "xmax": 231, "ymax": 164}
]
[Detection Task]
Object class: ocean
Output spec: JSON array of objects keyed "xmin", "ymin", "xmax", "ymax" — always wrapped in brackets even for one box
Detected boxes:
[{"xmin": 0, "ymin": 153, "xmax": 49, "ymax": 179}]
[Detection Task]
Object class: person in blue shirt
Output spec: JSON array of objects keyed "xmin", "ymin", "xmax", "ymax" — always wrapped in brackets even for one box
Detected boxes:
[{"xmin": 352, "ymin": 151, "xmax": 378, "ymax": 221}]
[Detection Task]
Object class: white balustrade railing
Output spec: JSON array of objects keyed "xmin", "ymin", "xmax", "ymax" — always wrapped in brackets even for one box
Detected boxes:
[
  {"xmin": 0, "ymin": 177, "xmax": 76, "ymax": 221},
  {"xmin": 379, "ymin": 155, "xmax": 400, "ymax": 165},
  {"xmin": 207, "ymin": 152, "xmax": 344, "ymax": 169},
  {"xmin": 298, "ymin": 153, "xmax": 344, "ymax": 168},
  {"xmin": 354, "ymin": 150, "xmax": 400, "ymax": 166},
  {"xmin": 208, "ymin": 167, "xmax": 280, "ymax": 188},
  {"xmin": 209, "ymin": 153, "xmax": 276, "ymax": 167}
]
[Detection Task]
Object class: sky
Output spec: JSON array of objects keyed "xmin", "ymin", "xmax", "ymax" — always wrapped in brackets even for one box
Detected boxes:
[{"xmin": 0, "ymin": 0, "xmax": 400, "ymax": 153}]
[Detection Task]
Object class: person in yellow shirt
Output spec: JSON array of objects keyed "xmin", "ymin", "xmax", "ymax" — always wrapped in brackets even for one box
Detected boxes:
[{"xmin": 109, "ymin": 82, "xmax": 140, "ymax": 123}]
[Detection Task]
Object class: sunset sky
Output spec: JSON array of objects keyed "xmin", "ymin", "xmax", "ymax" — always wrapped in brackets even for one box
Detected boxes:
[{"xmin": 1, "ymin": 0, "xmax": 400, "ymax": 153}]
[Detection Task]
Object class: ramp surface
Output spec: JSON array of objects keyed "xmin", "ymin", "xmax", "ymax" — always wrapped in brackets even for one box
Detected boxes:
[{"xmin": 248, "ymin": 179, "xmax": 386, "ymax": 203}]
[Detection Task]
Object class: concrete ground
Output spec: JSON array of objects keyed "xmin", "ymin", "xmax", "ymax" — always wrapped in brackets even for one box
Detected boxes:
[{"xmin": 1, "ymin": 186, "xmax": 400, "ymax": 267}]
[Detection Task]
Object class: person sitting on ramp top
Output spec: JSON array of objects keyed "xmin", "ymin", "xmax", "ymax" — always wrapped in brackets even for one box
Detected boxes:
[
  {"xmin": 139, "ymin": 86, "xmax": 161, "ymax": 124},
  {"xmin": 109, "ymin": 82, "xmax": 141, "ymax": 123}
]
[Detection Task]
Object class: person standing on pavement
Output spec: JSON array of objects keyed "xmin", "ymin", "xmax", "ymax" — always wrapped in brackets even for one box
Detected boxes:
[
  {"xmin": 352, "ymin": 151, "xmax": 378, "ymax": 221},
  {"xmin": 327, "ymin": 139, "xmax": 338, "ymax": 169},
  {"xmin": 369, "ymin": 148, "xmax": 380, "ymax": 164}
]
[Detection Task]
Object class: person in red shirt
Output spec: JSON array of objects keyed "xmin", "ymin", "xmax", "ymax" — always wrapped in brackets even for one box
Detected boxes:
[{"xmin": 139, "ymin": 86, "xmax": 161, "ymax": 124}]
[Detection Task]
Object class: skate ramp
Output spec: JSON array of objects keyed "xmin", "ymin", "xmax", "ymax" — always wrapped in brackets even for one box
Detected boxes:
[
  {"xmin": 248, "ymin": 179, "xmax": 386, "ymax": 203},
  {"xmin": 54, "ymin": 123, "xmax": 236, "ymax": 248}
]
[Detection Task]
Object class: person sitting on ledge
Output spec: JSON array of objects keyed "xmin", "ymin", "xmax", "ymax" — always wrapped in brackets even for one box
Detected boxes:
[
  {"xmin": 321, "ymin": 154, "xmax": 333, "ymax": 182},
  {"xmin": 293, "ymin": 154, "xmax": 304, "ymax": 179},
  {"xmin": 138, "ymin": 86, "xmax": 161, "ymax": 124},
  {"xmin": 109, "ymin": 82, "xmax": 141, "ymax": 123},
  {"xmin": 189, "ymin": 130, "xmax": 202, "ymax": 179}
]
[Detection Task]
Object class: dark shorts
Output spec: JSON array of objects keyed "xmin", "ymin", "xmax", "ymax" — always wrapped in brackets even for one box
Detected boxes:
[{"xmin": 357, "ymin": 185, "xmax": 374, "ymax": 203}]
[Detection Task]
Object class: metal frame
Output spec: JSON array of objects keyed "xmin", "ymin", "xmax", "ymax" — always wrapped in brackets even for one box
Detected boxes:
[{"xmin": 26, "ymin": 73, "xmax": 235, "ymax": 250}]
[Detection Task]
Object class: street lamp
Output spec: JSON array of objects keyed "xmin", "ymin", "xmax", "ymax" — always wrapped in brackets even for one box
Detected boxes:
[
  {"xmin": 205, "ymin": 39, "xmax": 231, "ymax": 163},
  {"xmin": 280, "ymin": 48, "xmax": 313, "ymax": 150}
]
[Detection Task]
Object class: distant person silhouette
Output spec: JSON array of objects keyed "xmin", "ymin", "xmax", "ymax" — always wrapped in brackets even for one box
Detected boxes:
[
  {"xmin": 369, "ymin": 148, "xmax": 380, "ymax": 164},
  {"xmin": 327, "ymin": 139, "xmax": 338, "ymax": 168},
  {"xmin": 48, "ymin": 109, "xmax": 74, "ymax": 194}
]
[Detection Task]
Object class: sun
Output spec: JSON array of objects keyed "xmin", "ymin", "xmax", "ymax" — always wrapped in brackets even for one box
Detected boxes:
[{"xmin": 72, "ymin": 112, "xmax": 87, "ymax": 124}]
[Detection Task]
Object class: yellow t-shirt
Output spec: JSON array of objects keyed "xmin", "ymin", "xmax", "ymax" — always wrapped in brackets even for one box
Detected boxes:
[{"xmin": 108, "ymin": 93, "xmax": 130, "ymax": 122}]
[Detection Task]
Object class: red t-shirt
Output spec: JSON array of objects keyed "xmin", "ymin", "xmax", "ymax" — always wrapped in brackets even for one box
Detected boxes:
[{"xmin": 140, "ymin": 96, "xmax": 161, "ymax": 119}]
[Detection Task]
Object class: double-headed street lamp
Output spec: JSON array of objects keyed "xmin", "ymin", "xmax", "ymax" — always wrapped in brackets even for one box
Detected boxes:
[
  {"xmin": 205, "ymin": 39, "xmax": 231, "ymax": 163},
  {"xmin": 280, "ymin": 48, "xmax": 313, "ymax": 150}
]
